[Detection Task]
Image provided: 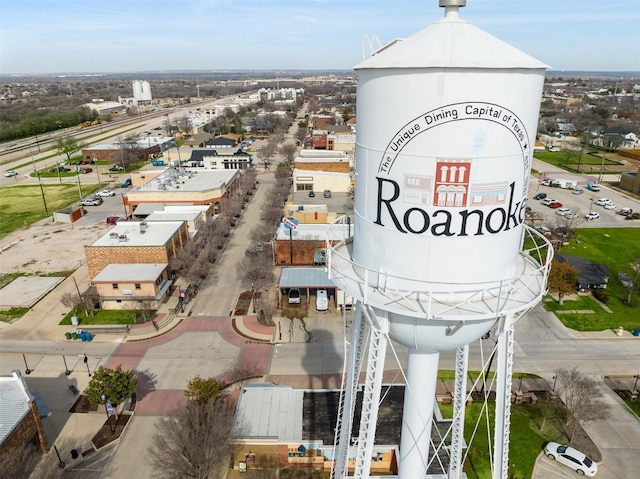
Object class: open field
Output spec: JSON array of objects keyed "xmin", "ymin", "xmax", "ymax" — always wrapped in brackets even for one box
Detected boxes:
[
  {"xmin": 0, "ymin": 184, "xmax": 102, "ymax": 237},
  {"xmin": 544, "ymin": 228, "xmax": 640, "ymax": 331},
  {"xmin": 534, "ymin": 150, "xmax": 633, "ymax": 175}
]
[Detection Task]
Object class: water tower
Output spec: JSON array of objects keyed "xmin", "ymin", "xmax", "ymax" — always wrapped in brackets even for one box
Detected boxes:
[{"xmin": 328, "ymin": 1, "xmax": 552, "ymax": 478}]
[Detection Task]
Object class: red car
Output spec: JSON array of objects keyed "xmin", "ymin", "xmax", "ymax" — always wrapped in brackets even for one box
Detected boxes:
[
  {"xmin": 548, "ymin": 202, "xmax": 563, "ymax": 208},
  {"xmin": 106, "ymin": 216, "xmax": 124, "ymax": 225}
]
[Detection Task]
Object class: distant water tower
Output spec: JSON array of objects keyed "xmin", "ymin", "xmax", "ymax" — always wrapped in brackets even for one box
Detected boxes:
[
  {"xmin": 328, "ymin": 1, "xmax": 552, "ymax": 478},
  {"xmin": 132, "ymin": 80, "xmax": 152, "ymax": 102}
]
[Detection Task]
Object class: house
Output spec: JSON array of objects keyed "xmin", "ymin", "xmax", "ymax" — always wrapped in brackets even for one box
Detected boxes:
[
  {"xmin": 556, "ymin": 254, "xmax": 610, "ymax": 290},
  {"xmin": 205, "ymin": 136, "xmax": 236, "ymax": 148},
  {"xmin": 91, "ymin": 263, "xmax": 171, "ymax": 310},
  {"xmin": 0, "ymin": 370, "xmax": 49, "ymax": 457},
  {"xmin": 591, "ymin": 127, "xmax": 639, "ymax": 150},
  {"xmin": 183, "ymin": 133, "xmax": 214, "ymax": 148},
  {"xmin": 186, "ymin": 148, "xmax": 252, "ymax": 170}
]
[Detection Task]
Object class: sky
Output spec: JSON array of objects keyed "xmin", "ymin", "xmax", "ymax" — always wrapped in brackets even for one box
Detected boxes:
[{"xmin": 1, "ymin": 0, "xmax": 639, "ymax": 75}]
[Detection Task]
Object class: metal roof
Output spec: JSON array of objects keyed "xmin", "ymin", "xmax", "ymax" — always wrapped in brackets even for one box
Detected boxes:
[
  {"xmin": 275, "ymin": 223, "xmax": 350, "ymax": 242},
  {"xmin": 93, "ymin": 263, "xmax": 168, "ymax": 282},
  {"xmin": 355, "ymin": 12, "xmax": 548, "ymax": 70},
  {"xmin": 279, "ymin": 268, "xmax": 335, "ymax": 288},
  {"xmin": 92, "ymin": 221, "xmax": 184, "ymax": 247},
  {"xmin": 0, "ymin": 371, "xmax": 33, "ymax": 445},
  {"xmin": 234, "ymin": 385, "xmax": 303, "ymax": 441}
]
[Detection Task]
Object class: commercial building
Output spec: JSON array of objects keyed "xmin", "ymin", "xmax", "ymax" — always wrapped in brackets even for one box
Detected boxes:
[
  {"xmin": 0, "ymin": 370, "xmax": 49, "ymax": 456},
  {"xmin": 125, "ymin": 168, "xmax": 240, "ymax": 216},
  {"xmin": 84, "ymin": 220, "xmax": 188, "ymax": 279}
]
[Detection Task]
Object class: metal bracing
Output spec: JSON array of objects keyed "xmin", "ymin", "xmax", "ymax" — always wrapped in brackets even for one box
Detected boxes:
[
  {"xmin": 353, "ymin": 306, "xmax": 389, "ymax": 478},
  {"xmin": 492, "ymin": 317, "xmax": 515, "ymax": 479},
  {"xmin": 449, "ymin": 344, "xmax": 469, "ymax": 479},
  {"xmin": 332, "ymin": 303, "xmax": 367, "ymax": 479}
]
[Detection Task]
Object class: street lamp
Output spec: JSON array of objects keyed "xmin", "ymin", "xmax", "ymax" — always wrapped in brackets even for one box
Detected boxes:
[
  {"xmin": 31, "ymin": 122, "xmax": 41, "ymax": 152},
  {"xmin": 251, "ymin": 283, "xmax": 256, "ymax": 313},
  {"xmin": 30, "ymin": 147, "xmax": 49, "ymax": 216},
  {"xmin": 101, "ymin": 394, "xmax": 115, "ymax": 435},
  {"xmin": 589, "ymin": 198, "xmax": 594, "ymax": 215},
  {"xmin": 83, "ymin": 353, "xmax": 91, "ymax": 377},
  {"xmin": 633, "ymin": 375, "xmax": 639, "ymax": 392},
  {"xmin": 552, "ymin": 375, "xmax": 558, "ymax": 392}
]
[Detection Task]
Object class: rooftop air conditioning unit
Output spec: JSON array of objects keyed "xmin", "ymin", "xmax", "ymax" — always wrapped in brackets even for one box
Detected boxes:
[
  {"xmin": 118, "ymin": 234, "xmax": 127, "ymax": 242},
  {"xmin": 109, "ymin": 232, "xmax": 119, "ymax": 239}
]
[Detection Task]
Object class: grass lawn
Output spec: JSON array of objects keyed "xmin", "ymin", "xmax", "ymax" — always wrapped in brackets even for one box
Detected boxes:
[
  {"xmin": 534, "ymin": 150, "xmax": 619, "ymax": 173},
  {"xmin": 544, "ymin": 228, "xmax": 640, "ymax": 331},
  {"xmin": 60, "ymin": 309, "xmax": 137, "ymax": 326},
  {"xmin": 0, "ymin": 183, "xmax": 102, "ymax": 238},
  {"xmin": 439, "ymin": 401, "xmax": 564, "ymax": 479},
  {"xmin": 625, "ymin": 399, "xmax": 640, "ymax": 417}
]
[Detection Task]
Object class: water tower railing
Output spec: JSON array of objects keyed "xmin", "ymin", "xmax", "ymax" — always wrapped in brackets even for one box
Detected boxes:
[{"xmin": 327, "ymin": 216, "xmax": 553, "ymax": 320}]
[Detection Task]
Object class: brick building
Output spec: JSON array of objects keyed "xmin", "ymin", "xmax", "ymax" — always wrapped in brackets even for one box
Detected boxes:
[
  {"xmin": 92, "ymin": 263, "xmax": 171, "ymax": 310},
  {"xmin": 84, "ymin": 221, "xmax": 188, "ymax": 279},
  {"xmin": 0, "ymin": 370, "xmax": 49, "ymax": 456},
  {"xmin": 81, "ymin": 137, "xmax": 173, "ymax": 163}
]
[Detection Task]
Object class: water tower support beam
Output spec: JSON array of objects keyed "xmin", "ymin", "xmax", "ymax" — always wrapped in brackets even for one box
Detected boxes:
[
  {"xmin": 332, "ymin": 304, "xmax": 367, "ymax": 479},
  {"xmin": 354, "ymin": 308, "xmax": 389, "ymax": 478},
  {"xmin": 492, "ymin": 317, "xmax": 515, "ymax": 479},
  {"xmin": 449, "ymin": 344, "xmax": 469, "ymax": 479}
]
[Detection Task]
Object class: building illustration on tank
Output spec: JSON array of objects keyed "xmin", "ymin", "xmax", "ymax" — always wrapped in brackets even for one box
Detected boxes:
[{"xmin": 328, "ymin": 1, "xmax": 553, "ymax": 478}]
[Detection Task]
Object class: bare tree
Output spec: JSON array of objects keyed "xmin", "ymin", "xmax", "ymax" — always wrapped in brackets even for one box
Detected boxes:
[
  {"xmin": 280, "ymin": 142, "xmax": 297, "ymax": 163},
  {"xmin": 60, "ymin": 291, "xmax": 84, "ymax": 317},
  {"xmin": 148, "ymin": 397, "xmax": 239, "ymax": 479},
  {"xmin": 295, "ymin": 127, "xmax": 307, "ymax": 142},
  {"xmin": 621, "ymin": 259, "xmax": 640, "ymax": 304},
  {"xmin": 238, "ymin": 253, "xmax": 274, "ymax": 290},
  {"xmin": 554, "ymin": 366, "xmax": 610, "ymax": 443},
  {"xmin": 254, "ymin": 296, "xmax": 276, "ymax": 326},
  {"xmin": 0, "ymin": 445, "xmax": 43, "ymax": 479}
]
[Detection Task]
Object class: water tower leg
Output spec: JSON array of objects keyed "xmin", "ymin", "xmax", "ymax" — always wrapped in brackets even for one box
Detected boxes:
[
  {"xmin": 399, "ymin": 349, "xmax": 440, "ymax": 478},
  {"xmin": 492, "ymin": 318, "xmax": 515, "ymax": 479},
  {"xmin": 353, "ymin": 310, "xmax": 388, "ymax": 478},
  {"xmin": 333, "ymin": 304, "xmax": 367, "ymax": 479},
  {"xmin": 449, "ymin": 344, "xmax": 469, "ymax": 479}
]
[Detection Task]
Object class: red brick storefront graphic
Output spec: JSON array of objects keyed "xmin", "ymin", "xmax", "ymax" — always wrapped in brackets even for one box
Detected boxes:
[{"xmin": 434, "ymin": 159, "xmax": 471, "ymax": 207}]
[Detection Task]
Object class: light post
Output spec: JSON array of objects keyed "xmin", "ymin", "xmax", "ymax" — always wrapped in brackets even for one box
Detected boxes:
[
  {"xmin": 589, "ymin": 198, "xmax": 594, "ymax": 215},
  {"xmin": 552, "ymin": 375, "xmax": 557, "ymax": 392},
  {"xmin": 634, "ymin": 375, "xmax": 639, "ymax": 392},
  {"xmin": 31, "ymin": 122, "xmax": 41, "ymax": 152},
  {"xmin": 83, "ymin": 353, "xmax": 91, "ymax": 377},
  {"xmin": 101, "ymin": 394, "xmax": 115, "ymax": 435},
  {"xmin": 30, "ymin": 147, "xmax": 49, "ymax": 216},
  {"xmin": 251, "ymin": 283, "xmax": 256, "ymax": 313}
]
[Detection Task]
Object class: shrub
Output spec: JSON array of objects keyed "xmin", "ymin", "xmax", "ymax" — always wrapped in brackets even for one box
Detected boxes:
[{"xmin": 592, "ymin": 288, "xmax": 609, "ymax": 304}]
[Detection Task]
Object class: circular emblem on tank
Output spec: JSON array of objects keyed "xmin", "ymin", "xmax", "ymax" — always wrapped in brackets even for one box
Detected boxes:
[{"xmin": 372, "ymin": 102, "xmax": 532, "ymax": 238}]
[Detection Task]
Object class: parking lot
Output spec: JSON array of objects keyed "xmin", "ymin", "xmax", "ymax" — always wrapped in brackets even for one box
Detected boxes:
[{"xmin": 526, "ymin": 177, "xmax": 639, "ymax": 229}]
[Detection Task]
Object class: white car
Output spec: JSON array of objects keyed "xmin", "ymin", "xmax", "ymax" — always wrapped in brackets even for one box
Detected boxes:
[
  {"xmin": 595, "ymin": 198, "xmax": 611, "ymax": 206},
  {"xmin": 316, "ymin": 289, "xmax": 328, "ymax": 311},
  {"xmin": 541, "ymin": 198, "xmax": 557, "ymax": 206},
  {"xmin": 585, "ymin": 212, "xmax": 600, "ymax": 220},
  {"xmin": 556, "ymin": 208, "xmax": 571, "ymax": 216},
  {"xmin": 603, "ymin": 203, "xmax": 616, "ymax": 210},
  {"xmin": 565, "ymin": 212, "xmax": 579, "ymax": 219},
  {"xmin": 543, "ymin": 442, "xmax": 597, "ymax": 477},
  {"xmin": 4, "ymin": 170, "xmax": 18, "ymax": 177},
  {"xmin": 96, "ymin": 190, "xmax": 116, "ymax": 197}
]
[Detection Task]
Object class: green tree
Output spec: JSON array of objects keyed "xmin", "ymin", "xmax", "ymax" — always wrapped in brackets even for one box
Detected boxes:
[
  {"xmin": 54, "ymin": 137, "xmax": 83, "ymax": 162},
  {"xmin": 85, "ymin": 365, "xmax": 138, "ymax": 406},
  {"xmin": 185, "ymin": 375, "xmax": 223, "ymax": 405},
  {"xmin": 547, "ymin": 259, "xmax": 578, "ymax": 305}
]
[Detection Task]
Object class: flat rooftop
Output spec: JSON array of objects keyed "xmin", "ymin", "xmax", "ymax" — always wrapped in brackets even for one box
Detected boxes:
[
  {"xmin": 135, "ymin": 168, "xmax": 237, "ymax": 193},
  {"xmin": 91, "ymin": 221, "xmax": 184, "ymax": 247}
]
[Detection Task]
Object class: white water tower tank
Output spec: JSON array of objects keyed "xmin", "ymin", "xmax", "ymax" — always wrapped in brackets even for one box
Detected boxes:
[{"xmin": 353, "ymin": 2, "xmax": 547, "ymax": 293}]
